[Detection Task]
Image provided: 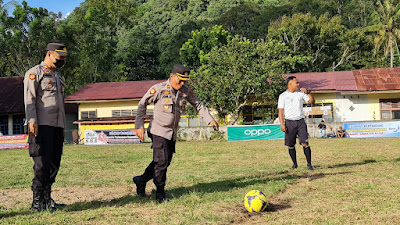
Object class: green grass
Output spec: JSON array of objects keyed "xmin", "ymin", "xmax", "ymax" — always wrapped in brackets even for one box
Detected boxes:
[{"xmin": 0, "ymin": 138, "xmax": 399, "ymax": 224}]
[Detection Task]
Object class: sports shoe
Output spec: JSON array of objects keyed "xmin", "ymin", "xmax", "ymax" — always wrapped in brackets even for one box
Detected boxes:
[{"xmin": 307, "ymin": 164, "xmax": 314, "ymax": 170}]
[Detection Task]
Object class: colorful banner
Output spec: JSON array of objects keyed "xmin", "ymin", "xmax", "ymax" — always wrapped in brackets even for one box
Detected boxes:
[
  {"xmin": 84, "ymin": 129, "xmax": 141, "ymax": 145},
  {"xmin": 344, "ymin": 121, "xmax": 400, "ymax": 138},
  {"xmin": 227, "ymin": 124, "xmax": 284, "ymax": 141},
  {"xmin": 0, "ymin": 134, "xmax": 29, "ymax": 150}
]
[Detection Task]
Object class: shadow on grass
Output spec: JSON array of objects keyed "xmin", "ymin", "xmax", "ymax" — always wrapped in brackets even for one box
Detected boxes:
[
  {"xmin": 327, "ymin": 159, "xmax": 377, "ymax": 169},
  {"xmin": 61, "ymin": 171, "xmax": 350, "ymax": 212},
  {"xmin": 63, "ymin": 194, "xmax": 150, "ymax": 212},
  {"xmin": 0, "ymin": 171, "xmax": 351, "ymax": 216},
  {"xmin": 265, "ymin": 201, "xmax": 291, "ymax": 212},
  {"xmin": 0, "ymin": 209, "xmax": 33, "ymax": 219},
  {"xmin": 167, "ymin": 171, "xmax": 351, "ymax": 199}
]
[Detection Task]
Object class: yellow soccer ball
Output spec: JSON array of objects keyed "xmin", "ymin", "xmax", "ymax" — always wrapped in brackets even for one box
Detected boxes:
[{"xmin": 244, "ymin": 190, "xmax": 268, "ymax": 213}]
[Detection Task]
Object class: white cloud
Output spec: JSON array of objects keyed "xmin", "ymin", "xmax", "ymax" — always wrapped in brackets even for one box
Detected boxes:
[{"xmin": 63, "ymin": 12, "xmax": 71, "ymax": 19}]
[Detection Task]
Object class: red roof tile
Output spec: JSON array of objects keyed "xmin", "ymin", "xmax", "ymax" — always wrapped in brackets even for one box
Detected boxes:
[
  {"xmin": 65, "ymin": 80, "xmax": 167, "ymax": 102},
  {"xmin": 284, "ymin": 70, "xmax": 357, "ymax": 91},
  {"xmin": 353, "ymin": 67, "xmax": 400, "ymax": 91},
  {"xmin": 285, "ymin": 67, "xmax": 400, "ymax": 92}
]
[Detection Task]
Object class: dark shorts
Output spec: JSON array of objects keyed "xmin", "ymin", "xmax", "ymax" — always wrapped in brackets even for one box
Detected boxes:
[{"xmin": 285, "ymin": 119, "xmax": 309, "ymax": 147}]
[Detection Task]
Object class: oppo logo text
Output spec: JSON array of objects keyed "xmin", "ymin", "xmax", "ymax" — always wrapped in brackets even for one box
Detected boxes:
[{"xmin": 244, "ymin": 129, "xmax": 271, "ymax": 136}]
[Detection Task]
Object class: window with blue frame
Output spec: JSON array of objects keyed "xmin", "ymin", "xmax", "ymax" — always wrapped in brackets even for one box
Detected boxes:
[
  {"xmin": 0, "ymin": 115, "xmax": 8, "ymax": 135},
  {"xmin": 13, "ymin": 115, "xmax": 25, "ymax": 134}
]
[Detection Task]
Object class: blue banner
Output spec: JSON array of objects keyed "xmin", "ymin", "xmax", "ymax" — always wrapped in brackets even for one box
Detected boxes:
[
  {"xmin": 344, "ymin": 121, "xmax": 400, "ymax": 138},
  {"xmin": 227, "ymin": 124, "xmax": 284, "ymax": 141}
]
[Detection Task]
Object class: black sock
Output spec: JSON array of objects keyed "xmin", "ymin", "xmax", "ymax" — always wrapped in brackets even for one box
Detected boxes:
[
  {"xmin": 288, "ymin": 147, "xmax": 297, "ymax": 166},
  {"xmin": 303, "ymin": 146, "xmax": 312, "ymax": 165}
]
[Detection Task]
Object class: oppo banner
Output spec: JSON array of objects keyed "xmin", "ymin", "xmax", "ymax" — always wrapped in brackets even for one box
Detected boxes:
[
  {"xmin": 227, "ymin": 124, "xmax": 284, "ymax": 141},
  {"xmin": 344, "ymin": 121, "xmax": 400, "ymax": 138},
  {"xmin": 0, "ymin": 134, "xmax": 29, "ymax": 150},
  {"xmin": 84, "ymin": 129, "xmax": 141, "ymax": 145}
]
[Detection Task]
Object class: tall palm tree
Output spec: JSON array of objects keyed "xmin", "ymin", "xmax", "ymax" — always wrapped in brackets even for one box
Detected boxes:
[{"xmin": 369, "ymin": 0, "xmax": 400, "ymax": 67}]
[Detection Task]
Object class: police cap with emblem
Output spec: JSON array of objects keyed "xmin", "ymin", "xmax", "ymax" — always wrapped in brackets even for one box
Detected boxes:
[
  {"xmin": 47, "ymin": 43, "xmax": 68, "ymax": 57},
  {"xmin": 172, "ymin": 64, "xmax": 190, "ymax": 81}
]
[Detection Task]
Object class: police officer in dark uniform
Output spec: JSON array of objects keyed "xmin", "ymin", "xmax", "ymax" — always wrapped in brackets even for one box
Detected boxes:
[
  {"xmin": 133, "ymin": 64, "xmax": 219, "ymax": 203},
  {"xmin": 24, "ymin": 43, "xmax": 68, "ymax": 212}
]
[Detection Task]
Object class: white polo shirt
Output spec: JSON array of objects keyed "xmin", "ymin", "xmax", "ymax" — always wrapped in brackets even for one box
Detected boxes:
[{"xmin": 277, "ymin": 90, "xmax": 310, "ymax": 120}]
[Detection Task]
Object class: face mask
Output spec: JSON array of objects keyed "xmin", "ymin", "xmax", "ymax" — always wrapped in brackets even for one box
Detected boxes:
[
  {"xmin": 51, "ymin": 53, "xmax": 65, "ymax": 68},
  {"xmin": 54, "ymin": 59, "xmax": 65, "ymax": 68}
]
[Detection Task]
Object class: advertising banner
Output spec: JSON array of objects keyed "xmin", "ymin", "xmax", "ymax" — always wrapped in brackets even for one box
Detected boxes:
[
  {"xmin": 344, "ymin": 121, "xmax": 400, "ymax": 138},
  {"xmin": 227, "ymin": 124, "xmax": 284, "ymax": 141},
  {"xmin": 84, "ymin": 129, "xmax": 140, "ymax": 145},
  {"xmin": 0, "ymin": 134, "xmax": 29, "ymax": 150}
]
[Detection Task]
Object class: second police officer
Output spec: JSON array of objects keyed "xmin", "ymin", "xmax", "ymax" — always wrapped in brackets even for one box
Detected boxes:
[{"xmin": 133, "ymin": 64, "xmax": 219, "ymax": 203}]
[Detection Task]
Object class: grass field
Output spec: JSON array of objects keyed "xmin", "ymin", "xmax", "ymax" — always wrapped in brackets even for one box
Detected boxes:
[{"xmin": 0, "ymin": 137, "xmax": 399, "ymax": 224}]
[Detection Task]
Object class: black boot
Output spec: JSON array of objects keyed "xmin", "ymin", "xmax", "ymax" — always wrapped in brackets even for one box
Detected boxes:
[
  {"xmin": 155, "ymin": 186, "xmax": 169, "ymax": 203},
  {"xmin": 133, "ymin": 176, "xmax": 146, "ymax": 197},
  {"xmin": 288, "ymin": 147, "xmax": 298, "ymax": 169},
  {"xmin": 44, "ymin": 186, "xmax": 65, "ymax": 212},
  {"xmin": 31, "ymin": 191, "xmax": 44, "ymax": 212},
  {"xmin": 303, "ymin": 146, "xmax": 313, "ymax": 170}
]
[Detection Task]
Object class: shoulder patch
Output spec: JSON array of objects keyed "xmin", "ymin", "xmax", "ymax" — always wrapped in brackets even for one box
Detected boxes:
[
  {"xmin": 167, "ymin": 84, "xmax": 171, "ymax": 89},
  {"xmin": 150, "ymin": 88, "xmax": 156, "ymax": 95},
  {"xmin": 29, "ymin": 74, "xmax": 36, "ymax": 80}
]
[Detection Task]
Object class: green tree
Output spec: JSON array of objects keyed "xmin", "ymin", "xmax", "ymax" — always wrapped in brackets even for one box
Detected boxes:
[
  {"xmin": 189, "ymin": 36, "xmax": 301, "ymax": 124},
  {"xmin": 180, "ymin": 25, "xmax": 229, "ymax": 69},
  {"xmin": 341, "ymin": 0, "xmax": 375, "ymax": 28},
  {"xmin": 58, "ymin": 0, "xmax": 138, "ymax": 94},
  {"xmin": 115, "ymin": 26, "xmax": 161, "ymax": 81},
  {"xmin": 267, "ymin": 13, "xmax": 362, "ymax": 72},
  {"xmin": 0, "ymin": 1, "xmax": 60, "ymax": 77},
  {"xmin": 367, "ymin": 0, "xmax": 400, "ymax": 68},
  {"xmin": 217, "ymin": 2, "xmax": 290, "ymax": 39}
]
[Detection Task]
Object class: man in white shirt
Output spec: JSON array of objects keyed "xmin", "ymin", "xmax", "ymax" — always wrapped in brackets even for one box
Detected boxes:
[{"xmin": 278, "ymin": 76, "xmax": 315, "ymax": 170}]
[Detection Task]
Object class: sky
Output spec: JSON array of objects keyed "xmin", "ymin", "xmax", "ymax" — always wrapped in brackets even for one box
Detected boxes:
[{"xmin": 10, "ymin": 0, "xmax": 84, "ymax": 18}]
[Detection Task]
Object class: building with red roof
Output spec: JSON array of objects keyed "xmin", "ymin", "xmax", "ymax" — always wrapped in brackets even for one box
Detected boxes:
[
  {"xmin": 0, "ymin": 76, "xmax": 78, "ymax": 143},
  {"xmin": 289, "ymin": 67, "xmax": 400, "ymax": 123},
  {"xmin": 65, "ymin": 80, "xmax": 171, "ymax": 143},
  {"xmin": 65, "ymin": 67, "xmax": 400, "ymax": 141},
  {"xmin": 244, "ymin": 67, "xmax": 400, "ymax": 125}
]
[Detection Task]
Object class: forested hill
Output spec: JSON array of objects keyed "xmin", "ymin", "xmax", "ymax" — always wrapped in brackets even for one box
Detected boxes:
[{"xmin": 0, "ymin": 0, "xmax": 396, "ymax": 95}]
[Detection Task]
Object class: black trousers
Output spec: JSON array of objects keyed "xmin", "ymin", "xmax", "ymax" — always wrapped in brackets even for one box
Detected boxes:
[
  {"xmin": 141, "ymin": 132, "xmax": 175, "ymax": 189},
  {"xmin": 29, "ymin": 125, "xmax": 63, "ymax": 191},
  {"xmin": 285, "ymin": 119, "xmax": 309, "ymax": 146}
]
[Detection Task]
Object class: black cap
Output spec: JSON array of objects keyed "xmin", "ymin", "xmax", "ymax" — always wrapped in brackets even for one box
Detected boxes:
[
  {"xmin": 172, "ymin": 64, "xmax": 190, "ymax": 81},
  {"xmin": 321, "ymin": 120, "xmax": 325, "ymax": 122},
  {"xmin": 47, "ymin": 43, "xmax": 68, "ymax": 56}
]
